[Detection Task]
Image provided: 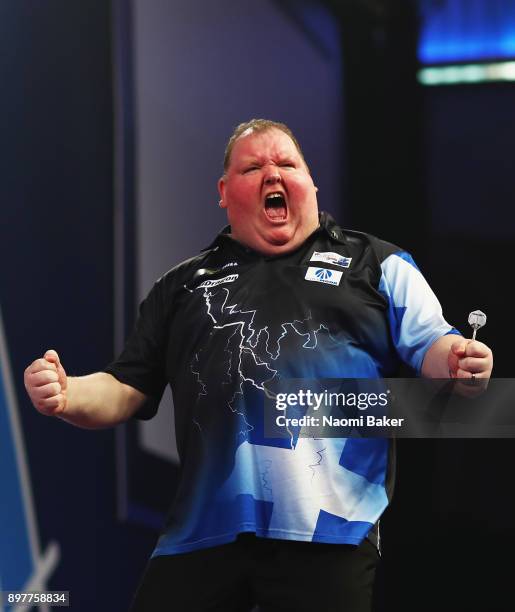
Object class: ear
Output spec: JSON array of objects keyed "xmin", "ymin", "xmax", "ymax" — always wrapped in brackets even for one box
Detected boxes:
[
  {"xmin": 218, "ymin": 177, "xmax": 228, "ymax": 208},
  {"xmin": 314, "ymin": 186, "xmax": 319, "ymax": 193}
]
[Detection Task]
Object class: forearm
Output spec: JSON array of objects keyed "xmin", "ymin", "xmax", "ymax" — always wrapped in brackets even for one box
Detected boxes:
[{"xmin": 59, "ymin": 372, "xmax": 146, "ymax": 429}]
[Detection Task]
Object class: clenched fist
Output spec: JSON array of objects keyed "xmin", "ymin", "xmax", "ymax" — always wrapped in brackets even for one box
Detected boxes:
[
  {"xmin": 24, "ymin": 349, "xmax": 68, "ymax": 416},
  {"xmin": 448, "ymin": 339, "xmax": 493, "ymax": 380}
]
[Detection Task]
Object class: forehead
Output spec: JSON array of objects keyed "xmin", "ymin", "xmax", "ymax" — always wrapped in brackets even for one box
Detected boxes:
[{"xmin": 230, "ymin": 128, "xmax": 300, "ymax": 163}]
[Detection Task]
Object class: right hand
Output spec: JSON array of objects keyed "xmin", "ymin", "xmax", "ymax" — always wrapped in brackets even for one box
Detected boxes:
[{"xmin": 24, "ymin": 349, "xmax": 68, "ymax": 416}]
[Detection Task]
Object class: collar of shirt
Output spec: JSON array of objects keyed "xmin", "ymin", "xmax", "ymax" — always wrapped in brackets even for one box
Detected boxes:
[{"xmin": 201, "ymin": 211, "xmax": 347, "ymax": 255}]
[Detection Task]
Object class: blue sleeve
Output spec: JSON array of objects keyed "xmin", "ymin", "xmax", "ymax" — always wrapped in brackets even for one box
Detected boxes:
[{"xmin": 378, "ymin": 251, "xmax": 461, "ymax": 374}]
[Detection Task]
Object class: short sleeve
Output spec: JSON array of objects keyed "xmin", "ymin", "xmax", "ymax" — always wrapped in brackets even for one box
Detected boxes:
[
  {"xmin": 104, "ymin": 280, "xmax": 169, "ymax": 419},
  {"xmin": 378, "ymin": 251, "xmax": 461, "ymax": 374}
]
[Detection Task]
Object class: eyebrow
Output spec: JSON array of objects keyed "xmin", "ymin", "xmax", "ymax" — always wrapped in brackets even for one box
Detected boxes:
[{"xmin": 239, "ymin": 153, "xmax": 297, "ymax": 165}]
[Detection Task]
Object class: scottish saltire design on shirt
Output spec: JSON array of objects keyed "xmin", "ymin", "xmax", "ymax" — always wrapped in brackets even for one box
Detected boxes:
[{"xmin": 106, "ymin": 213, "xmax": 459, "ymax": 555}]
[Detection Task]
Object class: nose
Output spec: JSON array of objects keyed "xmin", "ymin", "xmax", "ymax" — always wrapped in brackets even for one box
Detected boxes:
[{"xmin": 264, "ymin": 167, "xmax": 281, "ymax": 185}]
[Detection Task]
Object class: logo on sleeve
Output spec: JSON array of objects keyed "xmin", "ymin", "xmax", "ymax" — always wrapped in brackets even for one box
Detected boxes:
[
  {"xmin": 305, "ymin": 267, "xmax": 343, "ymax": 286},
  {"xmin": 310, "ymin": 251, "xmax": 352, "ymax": 268}
]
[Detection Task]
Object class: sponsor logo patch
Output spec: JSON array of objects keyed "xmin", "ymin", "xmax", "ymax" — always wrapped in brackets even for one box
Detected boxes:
[
  {"xmin": 305, "ymin": 267, "xmax": 343, "ymax": 286},
  {"xmin": 198, "ymin": 274, "xmax": 238, "ymax": 289},
  {"xmin": 310, "ymin": 251, "xmax": 352, "ymax": 268}
]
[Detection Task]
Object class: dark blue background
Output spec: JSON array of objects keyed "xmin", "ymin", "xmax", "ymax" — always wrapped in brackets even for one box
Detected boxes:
[
  {"xmin": 0, "ymin": 2, "xmax": 155, "ymax": 610},
  {"xmin": 1, "ymin": 1, "xmax": 514, "ymax": 611}
]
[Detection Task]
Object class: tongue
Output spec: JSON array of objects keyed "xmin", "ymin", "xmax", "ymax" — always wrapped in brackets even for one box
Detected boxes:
[{"xmin": 265, "ymin": 205, "xmax": 286, "ymax": 220}]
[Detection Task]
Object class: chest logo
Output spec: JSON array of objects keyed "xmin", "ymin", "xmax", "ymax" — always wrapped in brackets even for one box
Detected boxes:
[
  {"xmin": 305, "ymin": 267, "xmax": 343, "ymax": 286},
  {"xmin": 198, "ymin": 273, "xmax": 238, "ymax": 289},
  {"xmin": 310, "ymin": 251, "xmax": 352, "ymax": 268}
]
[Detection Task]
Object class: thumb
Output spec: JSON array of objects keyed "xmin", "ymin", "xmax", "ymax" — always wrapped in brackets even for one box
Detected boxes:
[
  {"xmin": 448, "ymin": 340, "xmax": 469, "ymax": 378},
  {"xmin": 44, "ymin": 349, "xmax": 67, "ymax": 391},
  {"xmin": 451, "ymin": 339, "xmax": 470, "ymax": 357}
]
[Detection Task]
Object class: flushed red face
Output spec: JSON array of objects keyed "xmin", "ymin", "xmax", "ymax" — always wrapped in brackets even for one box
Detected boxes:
[{"xmin": 218, "ymin": 128, "xmax": 319, "ymax": 256}]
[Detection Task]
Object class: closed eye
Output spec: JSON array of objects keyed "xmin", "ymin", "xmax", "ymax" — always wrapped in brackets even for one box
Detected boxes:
[{"xmin": 243, "ymin": 166, "xmax": 259, "ymax": 174}]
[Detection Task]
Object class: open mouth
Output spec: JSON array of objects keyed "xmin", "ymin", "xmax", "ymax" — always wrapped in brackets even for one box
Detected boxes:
[{"xmin": 264, "ymin": 192, "xmax": 287, "ymax": 221}]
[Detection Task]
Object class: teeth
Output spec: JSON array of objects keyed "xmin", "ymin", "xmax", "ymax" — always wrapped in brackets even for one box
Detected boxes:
[
  {"xmin": 265, "ymin": 192, "xmax": 286, "ymax": 210},
  {"xmin": 265, "ymin": 193, "xmax": 285, "ymax": 201}
]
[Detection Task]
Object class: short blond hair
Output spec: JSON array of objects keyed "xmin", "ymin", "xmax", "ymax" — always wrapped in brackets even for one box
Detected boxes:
[{"xmin": 223, "ymin": 118, "xmax": 309, "ymax": 173}]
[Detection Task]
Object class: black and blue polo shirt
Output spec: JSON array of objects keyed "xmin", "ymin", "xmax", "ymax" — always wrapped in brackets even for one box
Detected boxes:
[{"xmin": 106, "ymin": 212, "xmax": 458, "ymax": 555}]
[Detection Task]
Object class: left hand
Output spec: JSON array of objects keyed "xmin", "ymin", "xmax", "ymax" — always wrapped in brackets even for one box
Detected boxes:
[{"xmin": 448, "ymin": 339, "xmax": 493, "ymax": 381}]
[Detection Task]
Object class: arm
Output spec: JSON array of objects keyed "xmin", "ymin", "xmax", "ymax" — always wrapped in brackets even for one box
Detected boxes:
[
  {"xmin": 24, "ymin": 349, "xmax": 147, "ymax": 429},
  {"xmin": 377, "ymin": 249, "xmax": 493, "ymax": 382}
]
